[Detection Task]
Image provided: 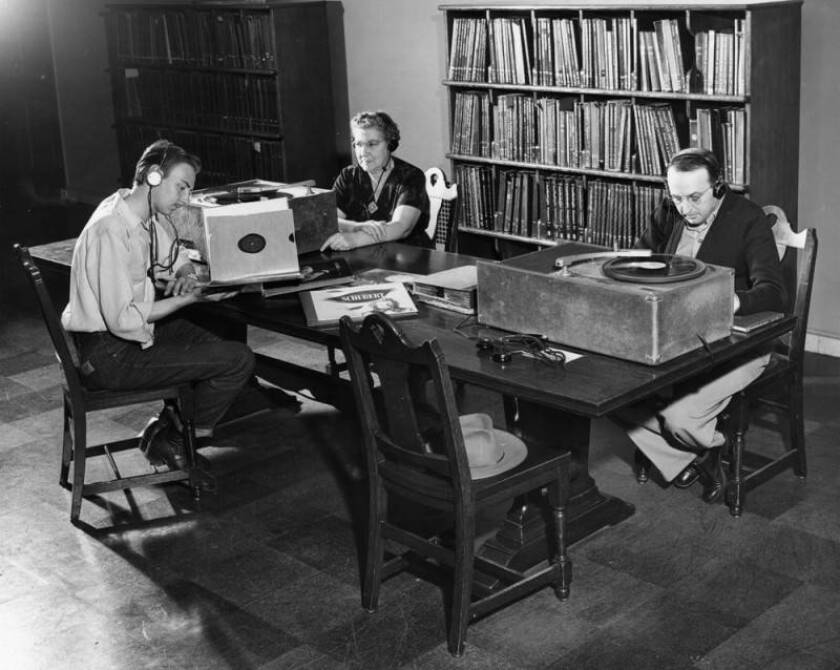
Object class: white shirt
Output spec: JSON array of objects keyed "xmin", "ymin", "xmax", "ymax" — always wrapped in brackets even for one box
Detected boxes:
[
  {"xmin": 675, "ymin": 197, "xmax": 724, "ymax": 258},
  {"xmin": 61, "ymin": 190, "xmax": 189, "ymax": 347}
]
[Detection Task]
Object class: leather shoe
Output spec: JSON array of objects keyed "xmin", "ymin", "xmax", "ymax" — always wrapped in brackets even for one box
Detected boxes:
[
  {"xmin": 141, "ymin": 421, "xmax": 185, "ymax": 470},
  {"xmin": 698, "ymin": 449, "xmax": 728, "ymax": 504},
  {"xmin": 673, "ymin": 462, "xmax": 701, "ymax": 489}
]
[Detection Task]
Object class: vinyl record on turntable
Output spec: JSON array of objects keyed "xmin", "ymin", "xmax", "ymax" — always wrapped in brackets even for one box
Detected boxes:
[
  {"xmin": 209, "ymin": 187, "xmax": 292, "ymax": 205},
  {"xmin": 601, "ymin": 254, "xmax": 706, "ymax": 284}
]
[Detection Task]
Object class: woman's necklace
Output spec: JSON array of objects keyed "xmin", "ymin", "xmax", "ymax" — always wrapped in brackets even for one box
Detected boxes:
[{"xmin": 367, "ymin": 159, "xmax": 391, "ymax": 214}]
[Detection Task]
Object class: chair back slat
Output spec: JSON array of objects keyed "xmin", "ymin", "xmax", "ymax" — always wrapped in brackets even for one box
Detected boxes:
[
  {"xmin": 425, "ymin": 167, "xmax": 458, "ymax": 252},
  {"xmin": 787, "ymin": 229, "xmax": 818, "ymax": 367},
  {"xmin": 760, "ymin": 208, "xmax": 818, "ymax": 364},
  {"xmin": 339, "ymin": 313, "xmax": 472, "ymax": 499},
  {"xmin": 14, "ymin": 244, "xmax": 84, "ymax": 391}
]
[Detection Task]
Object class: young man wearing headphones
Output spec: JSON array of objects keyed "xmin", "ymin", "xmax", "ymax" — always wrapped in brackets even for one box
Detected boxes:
[
  {"xmin": 62, "ymin": 140, "xmax": 255, "ymax": 470},
  {"xmin": 321, "ymin": 111, "xmax": 432, "ymax": 251},
  {"xmin": 617, "ymin": 148, "xmax": 785, "ymax": 503}
]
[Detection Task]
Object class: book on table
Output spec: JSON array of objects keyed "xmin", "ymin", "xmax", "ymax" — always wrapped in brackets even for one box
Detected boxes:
[
  {"xmin": 299, "ymin": 282, "xmax": 418, "ymax": 327},
  {"xmin": 412, "ymin": 265, "xmax": 478, "ymax": 315},
  {"xmin": 731, "ymin": 311, "xmax": 785, "ymax": 334}
]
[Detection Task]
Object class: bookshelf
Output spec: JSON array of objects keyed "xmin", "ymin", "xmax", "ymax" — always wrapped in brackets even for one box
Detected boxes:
[
  {"xmin": 103, "ymin": 1, "xmax": 344, "ymax": 189},
  {"xmin": 440, "ymin": 2, "xmax": 801, "ymax": 258}
]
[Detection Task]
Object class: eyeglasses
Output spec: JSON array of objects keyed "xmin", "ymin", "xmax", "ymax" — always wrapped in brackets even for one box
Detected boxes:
[
  {"xmin": 668, "ymin": 185, "xmax": 712, "ymax": 207},
  {"xmin": 352, "ymin": 139, "xmax": 384, "ymax": 151}
]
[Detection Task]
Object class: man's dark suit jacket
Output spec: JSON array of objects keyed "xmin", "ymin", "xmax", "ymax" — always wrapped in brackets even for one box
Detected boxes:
[{"xmin": 637, "ymin": 189, "xmax": 786, "ymax": 315}]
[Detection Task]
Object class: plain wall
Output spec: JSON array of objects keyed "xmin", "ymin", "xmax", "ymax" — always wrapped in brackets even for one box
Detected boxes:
[{"xmin": 48, "ymin": 0, "xmax": 839, "ymax": 343}]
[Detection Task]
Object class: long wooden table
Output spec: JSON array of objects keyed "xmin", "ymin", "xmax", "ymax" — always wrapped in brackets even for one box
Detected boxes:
[{"xmin": 30, "ymin": 240, "xmax": 795, "ymax": 571}]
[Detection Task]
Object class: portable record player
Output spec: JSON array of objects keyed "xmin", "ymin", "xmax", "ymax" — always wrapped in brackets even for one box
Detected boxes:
[
  {"xmin": 476, "ymin": 243, "xmax": 734, "ymax": 365},
  {"xmin": 191, "ymin": 179, "xmax": 338, "ymax": 254}
]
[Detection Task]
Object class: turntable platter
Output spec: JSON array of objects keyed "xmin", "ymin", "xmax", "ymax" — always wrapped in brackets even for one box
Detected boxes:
[{"xmin": 602, "ymin": 254, "xmax": 706, "ymax": 283}]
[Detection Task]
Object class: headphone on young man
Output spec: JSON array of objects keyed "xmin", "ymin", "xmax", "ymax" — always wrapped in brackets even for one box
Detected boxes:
[
  {"xmin": 135, "ymin": 140, "xmax": 179, "ymax": 281},
  {"xmin": 137, "ymin": 141, "xmax": 173, "ymax": 188},
  {"xmin": 666, "ymin": 147, "xmax": 726, "ymax": 198}
]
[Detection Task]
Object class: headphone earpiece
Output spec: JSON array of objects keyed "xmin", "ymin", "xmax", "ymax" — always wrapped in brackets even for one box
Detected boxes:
[
  {"xmin": 146, "ymin": 167, "xmax": 163, "ymax": 187},
  {"xmin": 387, "ymin": 139, "xmax": 398, "ymax": 152},
  {"xmin": 712, "ymin": 178, "xmax": 725, "ymax": 199}
]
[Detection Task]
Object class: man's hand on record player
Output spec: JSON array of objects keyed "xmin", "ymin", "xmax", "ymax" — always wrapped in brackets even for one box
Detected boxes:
[{"xmin": 162, "ymin": 265, "xmax": 200, "ymax": 297}]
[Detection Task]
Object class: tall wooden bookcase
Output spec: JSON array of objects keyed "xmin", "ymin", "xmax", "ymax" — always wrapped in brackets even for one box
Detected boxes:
[
  {"xmin": 440, "ymin": 2, "xmax": 801, "ymax": 258},
  {"xmin": 103, "ymin": 1, "xmax": 345, "ymax": 189}
]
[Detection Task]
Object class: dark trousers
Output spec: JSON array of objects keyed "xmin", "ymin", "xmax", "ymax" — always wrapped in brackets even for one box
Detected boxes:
[{"xmin": 75, "ymin": 316, "xmax": 255, "ymax": 434}]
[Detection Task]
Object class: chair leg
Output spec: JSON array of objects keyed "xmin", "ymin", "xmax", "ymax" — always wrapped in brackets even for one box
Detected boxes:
[
  {"xmin": 727, "ymin": 398, "xmax": 749, "ymax": 518},
  {"xmin": 634, "ymin": 448, "xmax": 651, "ymax": 484},
  {"xmin": 447, "ymin": 512, "xmax": 475, "ymax": 658},
  {"xmin": 791, "ymin": 380, "xmax": 807, "ymax": 478},
  {"xmin": 69, "ymin": 408, "xmax": 88, "ymax": 524},
  {"xmin": 361, "ymin": 483, "xmax": 385, "ymax": 613},
  {"xmin": 59, "ymin": 396, "xmax": 73, "ymax": 489},
  {"xmin": 547, "ymin": 483, "xmax": 571, "ymax": 600}
]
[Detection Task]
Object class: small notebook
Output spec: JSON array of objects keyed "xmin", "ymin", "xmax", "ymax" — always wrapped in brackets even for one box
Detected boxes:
[
  {"xmin": 731, "ymin": 311, "xmax": 785, "ymax": 334},
  {"xmin": 300, "ymin": 282, "xmax": 418, "ymax": 327}
]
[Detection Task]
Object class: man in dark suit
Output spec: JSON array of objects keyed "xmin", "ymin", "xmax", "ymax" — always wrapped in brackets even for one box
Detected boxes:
[{"xmin": 618, "ymin": 148, "xmax": 785, "ymax": 502}]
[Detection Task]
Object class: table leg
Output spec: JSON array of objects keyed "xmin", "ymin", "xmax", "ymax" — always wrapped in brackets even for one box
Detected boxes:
[{"xmin": 478, "ymin": 397, "xmax": 635, "ymax": 574}]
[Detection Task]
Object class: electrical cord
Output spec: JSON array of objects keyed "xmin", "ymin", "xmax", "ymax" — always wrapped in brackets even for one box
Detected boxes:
[{"xmin": 452, "ymin": 315, "xmax": 566, "ymax": 367}]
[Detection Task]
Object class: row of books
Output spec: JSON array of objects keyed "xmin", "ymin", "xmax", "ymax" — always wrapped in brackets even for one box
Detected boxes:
[
  {"xmin": 447, "ymin": 13, "xmax": 746, "ymax": 95},
  {"xmin": 110, "ymin": 8, "xmax": 275, "ymax": 70},
  {"xmin": 117, "ymin": 125, "xmax": 284, "ymax": 187},
  {"xmin": 455, "ymin": 165, "xmax": 665, "ymax": 244},
  {"xmin": 120, "ymin": 69, "xmax": 281, "ymax": 135},
  {"xmin": 451, "ymin": 91, "xmax": 687, "ymax": 176},
  {"xmin": 447, "ymin": 17, "xmax": 488, "ymax": 82},
  {"xmin": 694, "ymin": 23, "xmax": 746, "ymax": 96},
  {"xmin": 451, "ymin": 90, "xmax": 491, "ymax": 157},
  {"xmin": 691, "ymin": 107, "xmax": 746, "ymax": 185}
]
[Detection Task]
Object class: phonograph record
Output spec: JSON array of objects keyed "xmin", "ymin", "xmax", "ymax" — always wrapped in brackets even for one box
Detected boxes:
[{"xmin": 476, "ymin": 243, "xmax": 735, "ymax": 365}]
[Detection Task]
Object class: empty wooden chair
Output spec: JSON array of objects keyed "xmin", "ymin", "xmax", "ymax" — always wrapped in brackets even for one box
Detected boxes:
[
  {"xmin": 339, "ymin": 312, "xmax": 571, "ymax": 656},
  {"xmin": 15, "ymin": 243, "xmax": 203, "ymax": 526}
]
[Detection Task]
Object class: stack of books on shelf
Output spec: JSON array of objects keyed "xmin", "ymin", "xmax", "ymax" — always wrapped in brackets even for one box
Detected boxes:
[
  {"xmin": 455, "ymin": 166, "xmax": 665, "ymax": 247},
  {"xmin": 579, "ymin": 17, "xmax": 636, "ymax": 90},
  {"xmin": 454, "ymin": 165, "xmax": 496, "ymax": 232},
  {"xmin": 632, "ymin": 102, "xmax": 680, "ymax": 176},
  {"xmin": 488, "ymin": 17, "xmax": 531, "ymax": 84},
  {"xmin": 691, "ymin": 107, "xmax": 746, "ymax": 184},
  {"xmin": 586, "ymin": 180, "xmax": 637, "ymax": 249},
  {"xmin": 533, "ymin": 17, "xmax": 580, "ymax": 86},
  {"xmin": 451, "ymin": 91, "xmax": 491, "ymax": 157},
  {"xmin": 112, "ymin": 8, "xmax": 274, "ymax": 69},
  {"xmin": 492, "ymin": 94, "xmax": 537, "ymax": 163},
  {"xmin": 693, "ymin": 20, "xmax": 746, "ymax": 96},
  {"xmin": 447, "ymin": 17, "xmax": 487, "ymax": 81},
  {"xmin": 638, "ymin": 19, "xmax": 687, "ymax": 93},
  {"xmin": 121, "ymin": 70, "xmax": 280, "ymax": 134}
]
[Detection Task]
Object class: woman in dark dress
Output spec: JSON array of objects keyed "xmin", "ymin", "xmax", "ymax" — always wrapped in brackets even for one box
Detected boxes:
[{"xmin": 321, "ymin": 111, "xmax": 431, "ymax": 251}]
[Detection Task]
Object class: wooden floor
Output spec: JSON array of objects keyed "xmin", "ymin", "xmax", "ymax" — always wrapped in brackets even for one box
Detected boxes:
[{"xmin": 2, "ymin": 204, "xmax": 840, "ymax": 669}]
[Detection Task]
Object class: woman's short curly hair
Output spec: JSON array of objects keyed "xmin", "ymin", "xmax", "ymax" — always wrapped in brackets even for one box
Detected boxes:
[{"xmin": 351, "ymin": 111, "xmax": 400, "ymax": 151}]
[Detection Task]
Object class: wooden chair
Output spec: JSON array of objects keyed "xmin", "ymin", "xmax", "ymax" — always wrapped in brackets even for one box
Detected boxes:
[
  {"xmin": 632, "ymin": 211, "xmax": 818, "ymax": 516},
  {"xmin": 723, "ymin": 210, "xmax": 818, "ymax": 516},
  {"xmin": 425, "ymin": 167, "xmax": 458, "ymax": 252},
  {"xmin": 339, "ymin": 312, "xmax": 571, "ymax": 657},
  {"xmin": 15, "ymin": 244, "xmax": 202, "ymax": 526}
]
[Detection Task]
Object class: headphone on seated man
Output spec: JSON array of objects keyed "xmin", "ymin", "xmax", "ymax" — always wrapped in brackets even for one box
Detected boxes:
[{"xmin": 666, "ymin": 147, "xmax": 727, "ymax": 200}]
